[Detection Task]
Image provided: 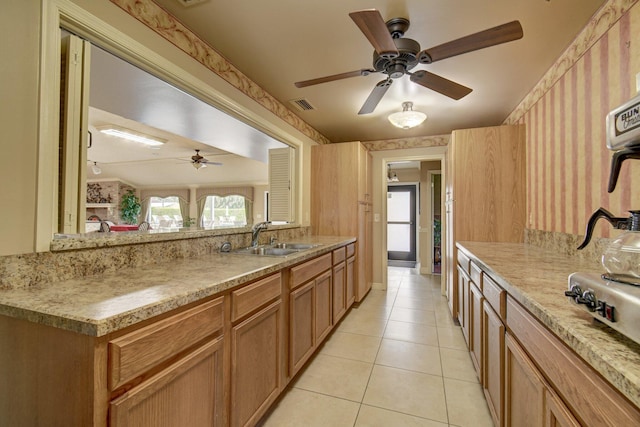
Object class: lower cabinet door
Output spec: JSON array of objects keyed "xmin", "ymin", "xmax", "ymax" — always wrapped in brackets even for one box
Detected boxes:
[
  {"xmin": 504, "ymin": 333, "xmax": 545, "ymax": 427},
  {"xmin": 315, "ymin": 270, "xmax": 333, "ymax": 343},
  {"xmin": 231, "ymin": 300, "xmax": 282, "ymax": 427},
  {"xmin": 332, "ymin": 262, "xmax": 347, "ymax": 323},
  {"xmin": 289, "ymin": 281, "xmax": 315, "ymax": 375},
  {"xmin": 110, "ymin": 336, "xmax": 224, "ymax": 427},
  {"xmin": 483, "ymin": 300, "xmax": 505, "ymax": 427},
  {"xmin": 470, "ymin": 283, "xmax": 483, "ymax": 379},
  {"xmin": 346, "ymin": 256, "xmax": 356, "ymax": 308},
  {"xmin": 458, "ymin": 266, "xmax": 470, "ymax": 344},
  {"xmin": 545, "ymin": 387, "xmax": 581, "ymax": 427}
]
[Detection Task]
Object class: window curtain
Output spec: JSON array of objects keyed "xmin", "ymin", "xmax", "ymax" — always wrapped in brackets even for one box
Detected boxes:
[
  {"xmin": 178, "ymin": 198, "xmax": 189, "ymax": 225},
  {"xmin": 197, "ymin": 197, "xmax": 207, "ymax": 227},
  {"xmin": 140, "ymin": 197, "xmax": 151, "ymax": 223},
  {"xmin": 244, "ymin": 199, "xmax": 253, "ymax": 226},
  {"xmin": 196, "ymin": 186, "xmax": 255, "ymax": 227}
]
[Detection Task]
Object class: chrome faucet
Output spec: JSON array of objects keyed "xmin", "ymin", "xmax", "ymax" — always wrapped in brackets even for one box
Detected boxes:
[{"xmin": 250, "ymin": 221, "xmax": 270, "ymax": 247}]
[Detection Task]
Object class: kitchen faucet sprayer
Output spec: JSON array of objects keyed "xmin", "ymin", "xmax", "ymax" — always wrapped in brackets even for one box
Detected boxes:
[{"xmin": 251, "ymin": 221, "xmax": 271, "ymax": 247}]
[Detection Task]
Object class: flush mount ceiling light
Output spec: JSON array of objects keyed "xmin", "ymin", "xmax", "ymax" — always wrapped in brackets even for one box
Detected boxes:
[
  {"xmin": 97, "ymin": 125, "xmax": 166, "ymax": 146},
  {"xmin": 388, "ymin": 101, "xmax": 427, "ymax": 129}
]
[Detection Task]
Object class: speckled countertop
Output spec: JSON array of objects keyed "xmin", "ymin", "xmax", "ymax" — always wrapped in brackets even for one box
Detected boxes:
[
  {"xmin": 457, "ymin": 241, "xmax": 640, "ymax": 409},
  {"xmin": 0, "ymin": 236, "xmax": 354, "ymax": 337}
]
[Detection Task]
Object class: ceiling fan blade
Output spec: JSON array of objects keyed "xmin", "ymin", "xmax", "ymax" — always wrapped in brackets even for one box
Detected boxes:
[
  {"xmin": 202, "ymin": 160, "xmax": 223, "ymax": 166},
  {"xmin": 418, "ymin": 21, "xmax": 523, "ymax": 64},
  {"xmin": 295, "ymin": 69, "xmax": 376, "ymax": 88},
  {"xmin": 358, "ymin": 79, "xmax": 392, "ymax": 115},
  {"xmin": 410, "ymin": 71, "xmax": 472, "ymax": 100},
  {"xmin": 349, "ymin": 10, "xmax": 399, "ymax": 59}
]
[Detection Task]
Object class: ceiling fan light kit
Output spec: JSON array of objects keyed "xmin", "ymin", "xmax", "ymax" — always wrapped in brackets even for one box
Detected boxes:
[
  {"xmin": 388, "ymin": 102, "xmax": 427, "ymax": 129},
  {"xmin": 192, "ymin": 161, "xmax": 206, "ymax": 170},
  {"xmin": 294, "ymin": 9, "xmax": 523, "ymax": 115},
  {"xmin": 189, "ymin": 149, "xmax": 222, "ymax": 170},
  {"xmin": 97, "ymin": 125, "xmax": 167, "ymax": 146}
]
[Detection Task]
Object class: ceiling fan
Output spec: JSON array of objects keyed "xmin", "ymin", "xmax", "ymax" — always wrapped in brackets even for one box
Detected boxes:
[
  {"xmin": 187, "ymin": 149, "xmax": 223, "ymax": 170},
  {"xmin": 294, "ymin": 9, "xmax": 523, "ymax": 114}
]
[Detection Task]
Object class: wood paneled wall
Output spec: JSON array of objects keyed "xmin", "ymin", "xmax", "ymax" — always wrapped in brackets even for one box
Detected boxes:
[{"xmin": 506, "ymin": 0, "xmax": 640, "ymax": 238}]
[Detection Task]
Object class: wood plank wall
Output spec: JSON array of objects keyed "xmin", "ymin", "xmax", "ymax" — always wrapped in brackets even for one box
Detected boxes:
[{"xmin": 506, "ymin": 0, "xmax": 640, "ymax": 239}]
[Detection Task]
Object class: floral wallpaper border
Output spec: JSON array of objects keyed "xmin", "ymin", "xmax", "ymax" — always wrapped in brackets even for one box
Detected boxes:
[{"xmin": 362, "ymin": 134, "xmax": 449, "ymax": 151}]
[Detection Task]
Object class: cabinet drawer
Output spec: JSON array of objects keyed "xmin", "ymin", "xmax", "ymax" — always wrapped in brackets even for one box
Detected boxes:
[
  {"xmin": 457, "ymin": 250, "xmax": 470, "ymax": 274},
  {"xmin": 332, "ymin": 247, "xmax": 346, "ymax": 265},
  {"xmin": 346, "ymin": 243, "xmax": 355, "ymax": 258},
  {"xmin": 232, "ymin": 273, "xmax": 282, "ymax": 322},
  {"xmin": 470, "ymin": 262, "xmax": 483, "ymax": 291},
  {"xmin": 290, "ymin": 253, "xmax": 332, "ymax": 289},
  {"xmin": 483, "ymin": 274, "xmax": 505, "ymax": 320},
  {"xmin": 109, "ymin": 297, "xmax": 224, "ymax": 390}
]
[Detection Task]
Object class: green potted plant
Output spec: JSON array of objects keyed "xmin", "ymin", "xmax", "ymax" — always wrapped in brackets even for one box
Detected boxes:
[
  {"xmin": 182, "ymin": 217, "xmax": 196, "ymax": 227},
  {"xmin": 120, "ymin": 189, "xmax": 141, "ymax": 225}
]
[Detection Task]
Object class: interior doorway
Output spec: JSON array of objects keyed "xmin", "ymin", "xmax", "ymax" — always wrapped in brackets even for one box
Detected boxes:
[
  {"xmin": 387, "ymin": 184, "xmax": 417, "ymax": 268},
  {"xmin": 430, "ymin": 171, "xmax": 442, "ymax": 274}
]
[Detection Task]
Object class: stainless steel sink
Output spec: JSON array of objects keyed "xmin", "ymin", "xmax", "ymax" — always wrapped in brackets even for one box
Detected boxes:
[
  {"xmin": 227, "ymin": 242, "xmax": 320, "ymax": 257},
  {"xmin": 272, "ymin": 242, "xmax": 319, "ymax": 250},
  {"xmin": 231, "ymin": 246, "xmax": 299, "ymax": 257}
]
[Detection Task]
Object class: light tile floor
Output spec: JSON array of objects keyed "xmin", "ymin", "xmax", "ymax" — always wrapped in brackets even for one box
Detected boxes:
[{"xmin": 261, "ymin": 267, "xmax": 494, "ymax": 427}]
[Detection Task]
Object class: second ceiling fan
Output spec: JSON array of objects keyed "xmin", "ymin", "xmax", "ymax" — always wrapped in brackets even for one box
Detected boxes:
[{"xmin": 295, "ymin": 9, "xmax": 523, "ymax": 114}]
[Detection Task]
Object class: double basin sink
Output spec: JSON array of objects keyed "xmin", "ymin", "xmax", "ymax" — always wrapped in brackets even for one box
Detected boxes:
[{"xmin": 230, "ymin": 242, "xmax": 320, "ymax": 257}]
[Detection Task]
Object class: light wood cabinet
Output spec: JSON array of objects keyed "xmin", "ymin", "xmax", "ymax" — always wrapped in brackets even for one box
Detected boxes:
[
  {"xmin": 0, "ymin": 243, "xmax": 358, "ymax": 427},
  {"xmin": 315, "ymin": 270, "xmax": 333, "ymax": 344},
  {"xmin": 109, "ymin": 298, "xmax": 224, "ymax": 391},
  {"xmin": 504, "ymin": 328, "xmax": 581, "ymax": 427},
  {"xmin": 109, "ymin": 297, "xmax": 226, "ymax": 427},
  {"xmin": 346, "ymin": 254, "xmax": 356, "ymax": 308},
  {"xmin": 504, "ymin": 333, "xmax": 545, "ymax": 427},
  {"xmin": 332, "ymin": 259, "xmax": 347, "ymax": 323},
  {"xmin": 288, "ymin": 253, "xmax": 333, "ymax": 377},
  {"xmin": 332, "ymin": 247, "xmax": 347, "ymax": 324},
  {"xmin": 507, "ymin": 296, "xmax": 640, "ymax": 426},
  {"xmin": 444, "ymin": 124, "xmax": 525, "ymax": 320},
  {"xmin": 483, "ymin": 299, "xmax": 505, "ymax": 427},
  {"xmin": 458, "ymin": 265, "xmax": 470, "ymax": 345},
  {"xmin": 469, "ymin": 281, "xmax": 483, "ymax": 378},
  {"xmin": 545, "ymin": 388, "xmax": 581, "ymax": 427},
  {"xmin": 456, "ymin": 248, "xmax": 640, "ymax": 427},
  {"xmin": 289, "ymin": 280, "xmax": 315, "ymax": 374},
  {"xmin": 230, "ymin": 273, "xmax": 283, "ymax": 427},
  {"xmin": 311, "ymin": 142, "xmax": 372, "ymax": 302},
  {"xmin": 110, "ymin": 337, "xmax": 224, "ymax": 427}
]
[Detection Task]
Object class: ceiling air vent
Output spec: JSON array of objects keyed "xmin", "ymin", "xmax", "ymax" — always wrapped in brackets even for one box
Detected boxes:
[
  {"xmin": 175, "ymin": 0, "xmax": 209, "ymax": 7},
  {"xmin": 289, "ymin": 98, "xmax": 315, "ymax": 112}
]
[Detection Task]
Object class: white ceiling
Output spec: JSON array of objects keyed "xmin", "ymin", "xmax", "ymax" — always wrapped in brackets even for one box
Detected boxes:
[
  {"xmin": 152, "ymin": 0, "xmax": 605, "ymax": 142},
  {"xmin": 88, "ymin": 44, "xmax": 286, "ymax": 187}
]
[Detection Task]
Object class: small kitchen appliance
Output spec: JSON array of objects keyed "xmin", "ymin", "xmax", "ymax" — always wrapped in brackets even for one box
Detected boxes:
[{"xmin": 567, "ymin": 80, "xmax": 640, "ymax": 345}]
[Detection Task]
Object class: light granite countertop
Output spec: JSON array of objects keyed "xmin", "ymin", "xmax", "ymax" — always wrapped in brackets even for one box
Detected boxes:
[
  {"xmin": 457, "ymin": 241, "xmax": 640, "ymax": 409},
  {"xmin": 0, "ymin": 236, "xmax": 354, "ymax": 337}
]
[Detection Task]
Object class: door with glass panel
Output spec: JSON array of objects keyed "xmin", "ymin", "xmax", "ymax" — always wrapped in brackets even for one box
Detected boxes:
[{"xmin": 387, "ymin": 185, "xmax": 417, "ymax": 265}]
